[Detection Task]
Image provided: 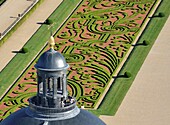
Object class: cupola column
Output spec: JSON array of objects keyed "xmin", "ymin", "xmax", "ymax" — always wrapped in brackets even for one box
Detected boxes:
[
  {"xmin": 42, "ymin": 76, "xmax": 48, "ymax": 106},
  {"xmin": 37, "ymin": 76, "xmax": 40, "ymax": 95},
  {"xmin": 43, "ymin": 78, "xmax": 47, "ymax": 96},
  {"xmin": 53, "ymin": 77, "xmax": 58, "ymax": 98},
  {"xmin": 60, "ymin": 77, "xmax": 62, "ymax": 90},
  {"xmin": 37, "ymin": 75, "xmax": 41, "ymax": 105},
  {"xmin": 62, "ymin": 74, "xmax": 67, "ymax": 99}
]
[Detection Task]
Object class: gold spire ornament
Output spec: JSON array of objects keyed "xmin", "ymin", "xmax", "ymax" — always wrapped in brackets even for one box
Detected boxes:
[{"xmin": 48, "ymin": 36, "xmax": 55, "ymax": 49}]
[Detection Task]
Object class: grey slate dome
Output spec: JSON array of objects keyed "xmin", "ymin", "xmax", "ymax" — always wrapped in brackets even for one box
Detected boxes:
[
  {"xmin": 0, "ymin": 36, "xmax": 106, "ymax": 125},
  {"xmin": 35, "ymin": 48, "xmax": 69, "ymax": 71},
  {"xmin": 0, "ymin": 108, "xmax": 105, "ymax": 125}
]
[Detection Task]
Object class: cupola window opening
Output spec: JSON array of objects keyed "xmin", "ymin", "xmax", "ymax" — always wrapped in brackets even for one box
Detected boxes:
[
  {"xmin": 37, "ymin": 76, "xmax": 43, "ymax": 94},
  {"xmin": 57, "ymin": 77, "xmax": 62, "ymax": 91},
  {"xmin": 47, "ymin": 77, "xmax": 53, "ymax": 96}
]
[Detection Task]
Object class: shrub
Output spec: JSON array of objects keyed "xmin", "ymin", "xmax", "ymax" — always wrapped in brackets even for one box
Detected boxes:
[
  {"xmin": 143, "ymin": 40, "xmax": 149, "ymax": 46},
  {"xmin": 158, "ymin": 12, "xmax": 165, "ymax": 17},
  {"xmin": 45, "ymin": 19, "xmax": 53, "ymax": 25},
  {"xmin": 124, "ymin": 71, "xmax": 131, "ymax": 78},
  {"xmin": 21, "ymin": 47, "xmax": 28, "ymax": 53}
]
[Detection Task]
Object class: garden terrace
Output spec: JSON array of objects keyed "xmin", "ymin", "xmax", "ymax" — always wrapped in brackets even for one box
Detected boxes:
[{"xmin": 0, "ymin": 0, "xmax": 162, "ymax": 121}]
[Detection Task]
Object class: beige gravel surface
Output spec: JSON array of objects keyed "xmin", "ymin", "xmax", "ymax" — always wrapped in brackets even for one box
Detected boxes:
[
  {"xmin": 100, "ymin": 16, "xmax": 170, "ymax": 125},
  {"xmin": 0, "ymin": 0, "xmax": 62, "ymax": 71}
]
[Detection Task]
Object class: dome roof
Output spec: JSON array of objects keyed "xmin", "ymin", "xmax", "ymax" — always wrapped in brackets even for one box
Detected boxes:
[
  {"xmin": 35, "ymin": 48, "xmax": 69, "ymax": 71},
  {"xmin": 0, "ymin": 108, "xmax": 106, "ymax": 125}
]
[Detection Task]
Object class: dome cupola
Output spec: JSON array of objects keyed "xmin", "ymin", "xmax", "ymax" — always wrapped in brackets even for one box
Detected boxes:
[
  {"xmin": 35, "ymin": 48, "xmax": 69, "ymax": 71},
  {"xmin": 35, "ymin": 36, "xmax": 69, "ymax": 71},
  {"xmin": 32, "ymin": 36, "xmax": 71, "ymax": 108}
]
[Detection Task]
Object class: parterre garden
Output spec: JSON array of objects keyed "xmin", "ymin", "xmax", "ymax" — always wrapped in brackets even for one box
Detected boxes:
[{"xmin": 0, "ymin": 0, "xmax": 161, "ymax": 121}]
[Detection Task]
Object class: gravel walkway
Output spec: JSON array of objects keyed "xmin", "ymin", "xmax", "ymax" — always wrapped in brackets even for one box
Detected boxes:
[{"xmin": 0, "ymin": 0, "xmax": 35, "ymax": 34}]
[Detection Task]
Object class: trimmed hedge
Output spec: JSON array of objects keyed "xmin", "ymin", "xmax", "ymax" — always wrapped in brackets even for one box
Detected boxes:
[
  {"xmin": 143, "ymin": 40, "xmax": 149, "ymax": 46},
  {"xmin": 124, "ymin": 71, "xmax": 132, "ymax": 78},
  {"xmin": 45, "ymin": 19, "xmax": 53, "ymax": 25},
  {"xmin": 158, "ymin": 12, "xmax": 165, "ymax": 17},
  {"xmin": 21, "ymin": 47, "xmax": 28, "ymax": 53}
]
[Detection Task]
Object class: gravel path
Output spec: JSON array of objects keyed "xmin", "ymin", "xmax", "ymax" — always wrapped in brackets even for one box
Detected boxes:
[
  {"xmin": 0, "ymin": 0, "xmax": 35, "ymax": 34},
  {"xmin": 0, "ymin": 0, "xmax": 63, "ymax": 71},
  {"xmin": 100, "ymin": 16, "xmax": 170, "ymax": 125}
]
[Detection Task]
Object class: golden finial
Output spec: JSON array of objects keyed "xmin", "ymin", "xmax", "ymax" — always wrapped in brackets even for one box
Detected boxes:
[{"xmin": 48, "ymin": 36, "xmax": 55, "ymax": 49}]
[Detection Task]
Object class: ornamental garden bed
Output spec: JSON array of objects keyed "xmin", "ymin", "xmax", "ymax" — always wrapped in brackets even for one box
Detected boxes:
[{"xmin": 0, "ymin": 0, "xmax": 162, "ymax": 121}]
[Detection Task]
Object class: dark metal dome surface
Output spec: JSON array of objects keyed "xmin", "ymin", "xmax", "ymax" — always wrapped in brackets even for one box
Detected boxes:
[
  {"xmin": 35, "ymin": 48, "xmax": 69, "ymax": 71},
  {"xmin": 0, "ymin": 108, "xmax": 106, "ymax": 125}
]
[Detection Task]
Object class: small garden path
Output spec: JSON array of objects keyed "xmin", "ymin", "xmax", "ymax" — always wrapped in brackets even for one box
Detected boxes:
[{"xmin": 0, "ymin": 0, "xmax": 63, "ymax": 71}]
